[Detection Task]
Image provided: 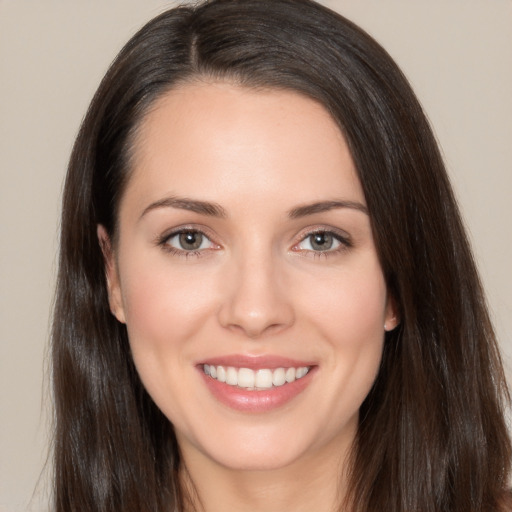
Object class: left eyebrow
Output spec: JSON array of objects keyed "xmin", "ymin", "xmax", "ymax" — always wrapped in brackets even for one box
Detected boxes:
[{"xmin": 288, "ymin": 200, "xmax": 369, "ymax": 219}]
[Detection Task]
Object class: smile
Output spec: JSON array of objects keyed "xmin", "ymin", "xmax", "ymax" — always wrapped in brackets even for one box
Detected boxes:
[{"xmin": 203, "ymin": 364, "xmax": 310, "ymax": 390}]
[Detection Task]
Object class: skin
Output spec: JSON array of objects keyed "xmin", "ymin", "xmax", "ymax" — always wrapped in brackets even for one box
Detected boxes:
[{"xmin": 99, "ymin": 82, "xmax": 399, "ymax": 512}]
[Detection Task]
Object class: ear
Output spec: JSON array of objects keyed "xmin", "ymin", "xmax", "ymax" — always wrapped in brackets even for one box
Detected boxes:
[
  {"xmin": 384, "ymin": 294, "xmax": 400, "ymax": 332},
  {"xmin": 97, "ymin": 225, "xmax": 126, "ymax": 324}
]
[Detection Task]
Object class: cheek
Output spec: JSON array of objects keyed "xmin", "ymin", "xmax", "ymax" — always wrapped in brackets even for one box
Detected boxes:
[
  {"xmin": 119, "ymin": 259, "xmax": 219, "ymax": 358},
  {"xmin": 300, "ymin": 258, "xmax": 388, "ymax": 344},
  {"xmin": 117, "ymin": 259, "xmax": 222, "ymax": 427},
  {"xmin": 294, "ymin": 258, "xmax": 387, "ymax": 406}
]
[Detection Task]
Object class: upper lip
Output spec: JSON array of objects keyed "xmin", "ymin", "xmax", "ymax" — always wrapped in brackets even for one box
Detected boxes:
[{"xmin": 197, "ymin": 354, "xmax": 315, "ymax": 370}]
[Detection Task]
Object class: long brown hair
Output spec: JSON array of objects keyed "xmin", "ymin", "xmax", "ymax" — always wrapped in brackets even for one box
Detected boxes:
[{"xmin": 52, "ymin": 1, "xmax": 511, "ymax": 510}]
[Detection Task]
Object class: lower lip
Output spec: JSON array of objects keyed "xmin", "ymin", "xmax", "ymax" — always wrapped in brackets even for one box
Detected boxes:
[{"xmin": 199, "ymin": 367, "xmax": 315, "ymax": 413}]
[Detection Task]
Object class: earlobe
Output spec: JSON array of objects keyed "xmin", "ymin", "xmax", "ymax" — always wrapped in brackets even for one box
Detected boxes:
[
  {"xmin": 97, "ymin": 225, "xmax": 126, "ymax": 324},
  {"xmin": 384, "ymin": 295, "xmax": 400, "ymax": 332}
]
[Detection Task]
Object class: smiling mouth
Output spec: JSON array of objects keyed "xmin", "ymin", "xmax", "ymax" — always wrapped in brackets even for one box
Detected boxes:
[{"xmin": 203, "ymin": 364, "xmax": 310, "ymax": 390}]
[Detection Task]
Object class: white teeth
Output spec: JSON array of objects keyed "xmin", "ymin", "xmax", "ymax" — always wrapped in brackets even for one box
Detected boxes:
[
  {"xmin": 226, "ymin": 366, "xmax": 238, "ymax": 386},
  {"xmin": 285, "ymin": 367, "xmax": 296, "ymax": 382},
  {"xmin": 255, "ymin": 369, "xmax": 273, "ymax": 389},
  {"xmin": 217, "ymin": 366, "xmax": 226, "ymax": 382},
  {"xmin": 203, "ymin": 364, "xmax": 310, "ymax": 390},
  {"xmin": 272, "ymin": 367, "xmax": 286, "ymax": 386},
  {"xmin": 238, "ymin": 368, "xmax": 255, "ymax": 388},
  {"xmin": 296, "ymin": 367, "xmax": 308, "ymax": 379}
]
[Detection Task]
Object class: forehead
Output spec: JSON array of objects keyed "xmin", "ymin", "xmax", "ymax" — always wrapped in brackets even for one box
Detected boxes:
[{"xmin": 124, "ymin": 81, "xmax": 365, "ymax": 213}]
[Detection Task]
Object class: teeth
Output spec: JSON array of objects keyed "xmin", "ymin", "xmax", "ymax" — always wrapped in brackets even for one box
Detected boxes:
[
  {"xmin": 255, "ymin": 369, "xmax": 273, "ymax": 389},
  {"xmin": 285, "ymin": 367, "xmax": 296, "ymax": 382},
  {"xmin": 296, "ymin": 367, "xmax": 308, "ymax": 379},
  {"xmin": 238, "ymin": 368, "xmax": 255, "ymax": 388},
  {"xmin": 226, "ymin": 366, "xmax": 238, "ymax": 386},
  {"xmin": 217, "ymin": 365, "xmax": 226, "ymax": 382},
  {"xmin": 272, "ymin": 368, "xmax": 286, "ymax": 386},
  {"xmin": 203, "ymin": 364, "xmax": 310, "ymax": 390}
]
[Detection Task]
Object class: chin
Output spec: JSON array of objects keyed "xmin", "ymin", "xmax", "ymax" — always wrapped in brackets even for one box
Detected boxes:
[
  {"xmin": 177, "ymin": 412, "xmax": 357, "ymax": 474},
  {"xmin": 204, "ymin": 442, "xmax": 311, "ymax": 472}
]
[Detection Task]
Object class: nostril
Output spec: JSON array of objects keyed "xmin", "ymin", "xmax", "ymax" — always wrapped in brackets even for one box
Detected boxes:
[
  {"xmin": 216, "ymin": 259, "xmax": 295, "ymax": 337},
  {"xmin": 218, "ymin": 303, "xmax": 295, "ymax": 339}
]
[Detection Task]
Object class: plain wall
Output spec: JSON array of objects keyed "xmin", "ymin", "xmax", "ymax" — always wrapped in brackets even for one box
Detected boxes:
[{"xmin": 1, "ymin": 1, "xmax": 511, "ymax": 510}]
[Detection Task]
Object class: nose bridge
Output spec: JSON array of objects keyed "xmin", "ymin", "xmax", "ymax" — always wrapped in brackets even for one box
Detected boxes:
[{"xmin": 218, "ymin": 241, "xmax": 294, "ymax": 338}]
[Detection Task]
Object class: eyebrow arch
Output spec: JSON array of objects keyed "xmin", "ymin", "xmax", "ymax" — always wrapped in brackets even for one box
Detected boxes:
[
  {"xmin": 140, "ymin": 196, "xmax": 228, "ymax": 220},
  {"xmin": 288, "ymin": 200, "xmax": 368, "ymax": 218}
]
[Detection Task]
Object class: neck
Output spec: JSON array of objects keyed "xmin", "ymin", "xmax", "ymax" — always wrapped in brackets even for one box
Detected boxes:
[{"xmin": 179, "ymin": 440, "xmax": 353, "ymax": 512}]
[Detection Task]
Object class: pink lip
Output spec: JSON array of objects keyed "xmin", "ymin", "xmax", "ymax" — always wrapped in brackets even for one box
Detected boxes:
[
  {"xmin": 198, "ymin": 354, "xmax": 315, "ymax": 370},
  {"xmin": 197, "ymin": 355, "xmax": 317, "ymax": 413}
]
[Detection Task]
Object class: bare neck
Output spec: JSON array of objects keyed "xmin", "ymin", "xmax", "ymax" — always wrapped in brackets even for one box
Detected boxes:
[{"xmin": 180, "ymin": 441, "xmax": 352, "ymax": 512}]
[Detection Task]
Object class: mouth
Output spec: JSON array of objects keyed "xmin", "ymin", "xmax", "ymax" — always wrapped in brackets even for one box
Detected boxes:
[
  {"xmin": 203, "ymin": 364, "xmax": 310, "ymax": 390},
  {"xmin": 198, "ymin": 356, "xmax": 316, "ymax": 413}
]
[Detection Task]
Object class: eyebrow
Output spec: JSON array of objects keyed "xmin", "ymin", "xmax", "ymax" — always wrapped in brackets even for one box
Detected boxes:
[
  {"xmin": 140, "ymin": 196, "xmax": 227, "ymax": 220},
  {"xmin": 139, "ymin": 196, "xmax": 368, "ymax": 221},
  {"xmin": 288, "ymin": 200, "xmax": 368, "ymax": 218}
]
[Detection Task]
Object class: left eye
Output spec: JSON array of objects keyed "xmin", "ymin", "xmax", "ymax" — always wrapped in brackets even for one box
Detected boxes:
[
  {"xmin": 165, "ymin": 230, "xmax": 214, "ymax": 251},
  {"xmin": 296, "ymin": 232, "xmax": 342, "ymax": 252}
]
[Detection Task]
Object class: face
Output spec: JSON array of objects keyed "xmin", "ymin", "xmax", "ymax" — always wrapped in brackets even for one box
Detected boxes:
[{"xmin": 101, "ymin": 82, "xmax": 398, "ymax": 473}]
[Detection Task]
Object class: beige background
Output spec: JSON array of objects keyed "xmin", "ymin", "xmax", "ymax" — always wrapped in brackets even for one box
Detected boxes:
[{"xmin": 1, "ymin": 1, "xmax": 511, "ymax": 510}]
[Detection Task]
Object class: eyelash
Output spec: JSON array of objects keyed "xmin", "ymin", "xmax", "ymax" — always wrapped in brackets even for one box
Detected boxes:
[
  {"xmin": 157, "ymin": 227, "xmax": 218, "ymax": 259},
  {"xmin": 156, "ymin": 227, "xmax": 352, "ymax": 259},
  {"xmin": 291, "ymin": 228, "xmax": 352, "ymax": 259}
]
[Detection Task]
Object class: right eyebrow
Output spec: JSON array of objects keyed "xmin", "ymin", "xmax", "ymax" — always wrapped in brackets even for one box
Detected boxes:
[{"xmin": 139, "ymin": 196, "xmax": 228, "ymax": 220}]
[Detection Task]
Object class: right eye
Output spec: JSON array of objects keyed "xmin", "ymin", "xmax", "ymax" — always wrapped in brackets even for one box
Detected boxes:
[{"xmin": 163, "ymin": 230, "xmax": 216, "ymax": 253}]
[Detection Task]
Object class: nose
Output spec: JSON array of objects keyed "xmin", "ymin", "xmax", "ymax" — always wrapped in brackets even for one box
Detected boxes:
[{"xmin": 217, "ymin": 250, "xmax": 295, "ymax": 339}]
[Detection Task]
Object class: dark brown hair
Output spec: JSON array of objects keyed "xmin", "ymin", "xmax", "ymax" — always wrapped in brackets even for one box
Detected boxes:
[{"xmin": 52, "ymin": 0, "xmax": 511, "ymax": 510}]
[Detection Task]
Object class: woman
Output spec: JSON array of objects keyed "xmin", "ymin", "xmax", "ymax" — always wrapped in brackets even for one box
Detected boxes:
[{"xmin": 52, "ymin": 0, "xmax": 511, "ymax": 510}]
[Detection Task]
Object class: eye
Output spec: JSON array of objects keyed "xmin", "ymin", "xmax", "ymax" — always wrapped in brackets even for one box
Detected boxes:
[
  {"xmin": 164, "ymin": 230, "xmax": 216, "ymax": 252},
  {"xmin": 294, "ymin": 230, "xmax": 350, "ymax": 254}
]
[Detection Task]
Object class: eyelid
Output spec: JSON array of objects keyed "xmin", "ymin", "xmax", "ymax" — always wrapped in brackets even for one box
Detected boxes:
[
  {"xmin": 154, "ymin": 224, "xmax": 352, "ymax": 259},
  {"xmin": 155, "ymin": 224, "xmax": 221, "ymax": 255},
  {"xmin": 291, "ymin": 226, "xmax": 352, "ymax": 254}
]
